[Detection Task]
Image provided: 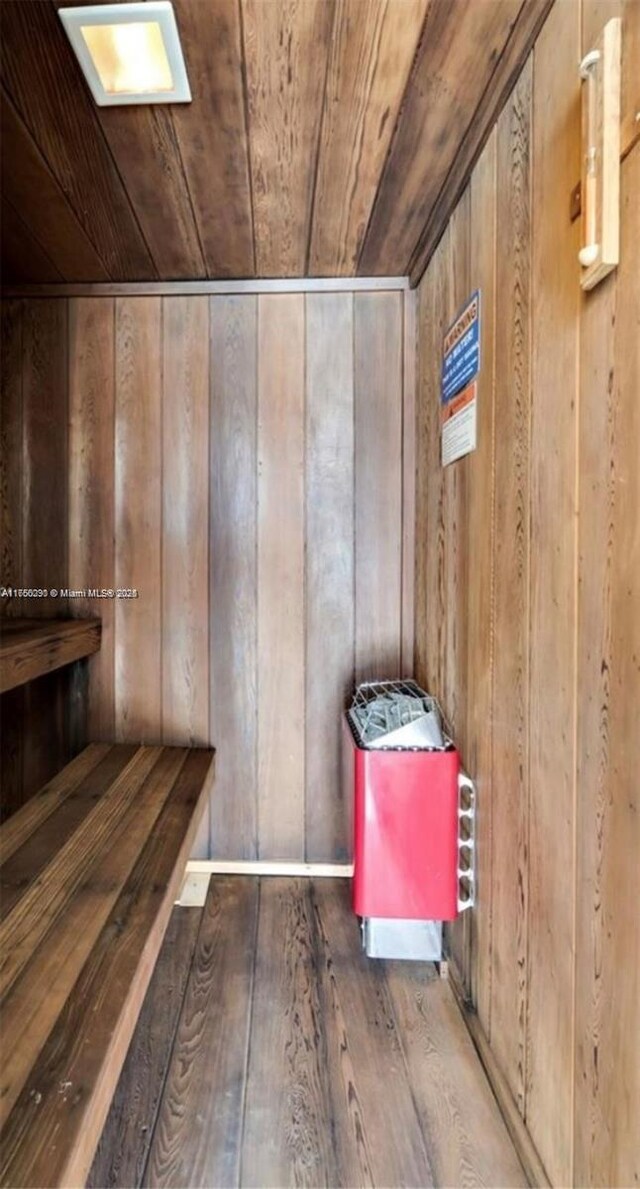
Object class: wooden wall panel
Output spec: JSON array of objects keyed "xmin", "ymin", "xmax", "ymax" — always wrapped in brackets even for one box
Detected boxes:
[
  {"xmin": 465, "ymin": 131, "xmax": 497, "ymax": 1025},
  {"xmin": 2, "ymin": 284, "xmax": 409, "ymax": 861},
  {"xmin": 256, "ymin": 295, "xmax": 305, "ymax": 859},
  {"xmin": 354, "ymin": 292, "xmax": 403, "ymax": 682},
  {"xmin": 21, "ymin": 299, "xmax": 68, "ymax": 614},
  {"xmin": 414, "ymin": 3, "xmax": 639, "ymax": 1184},
  {"xmin": 114, "ymin": 298, "xmax": 162, "ymax": 741},
  {"xmin": 489, "ymin": 62, "xmax": 532, "ymax": 1112},
  {"xmin": 0, "ymin": 300, "xmax": 23, "ymax": 599},
  {"xmin": 68, "ymin": 298, "xmax": 115, "ymax": 741},
  {"xmin": 442, "ymin": 190, "xmax": 471, "ymax": 988},
  {"xmin": 574, "ymin": 3, "xmax": 640, "ymax": 1181},
  {"xmin": 209, "ymin": 296, "xmax": 258, "ymax": 860},
  {"xmin": 527, "ymin": 5, "xmax": 580, "ymax": 1181},
  {"xmin": 162, "ymin": 297, "xmax": 210, "ymax": 746},
  {"xmin": 305, "ymin": 293, "xmax": 354, "ymax": 861}
]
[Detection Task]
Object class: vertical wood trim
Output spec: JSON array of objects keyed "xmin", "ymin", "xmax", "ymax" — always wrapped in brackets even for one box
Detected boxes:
[
  {"xmin": 0, "ymin": 300, "xmax": 23, "ymax": 606},
  {"xmin": 1, "ymin": 300, "xmax": 25, "ymax": 817},
  {"xmin": 304, "ymin": 292, "xmax": 354, "ymax": 862},
  {"xmin": 68, "ymin": 297, "xmax": 116, "ymax": 740},
  {"xmin": 489, "ymin": 59, "xmax": 532, "ymax": 1114},
  {"xmin": 257, "ymin": 294, "xmax": 305, "ymax": 859},
  {"xmin": 114, "ymin": 297, "xmax": 162, "ymax": 741},
  {"xmin": 401, "ymin": 289, "xmax": 416, "ymax": 677},
  {"xmin": 161, "ymin": 296, "xmax": 210, "ymax": 748},
  {"xmin": 444, "ymin": 187, "xmax": 471, "ymax": 991},
  {"xmin": 526, "ymin": 4, "xmax": 581, "ymax": 1181},
  {"xmin": 354, "ymin": 291, "xmax": 403, "ymax": 683},
  {"xmin": 466, "ymin": 129, "xmax": 498, "ymax": 1029},
  {"xmin": 209, "ymin": 295, "xmax": 258, "ymax": 860}
]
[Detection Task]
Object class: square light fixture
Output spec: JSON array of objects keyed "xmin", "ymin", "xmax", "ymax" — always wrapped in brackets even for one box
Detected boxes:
[{"xmin": 58, "ymin": 2, "xmax": 191, "ymax": 106}]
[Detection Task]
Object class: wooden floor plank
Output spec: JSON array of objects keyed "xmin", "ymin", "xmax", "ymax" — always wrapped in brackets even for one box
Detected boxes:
[
  {"xmin": 90, "ymin": 878, "xmax": 527, "ymax": 1189},
  {"xmin": 311, "ymin": 879, "xmax": 435, "ymax": 1189},
  {"xmin": 384, "ymin": 963, "xmax": 528, "ymax": 1188},
  {"xmin": 240, "ymin": 878, "xmax": 339, "ymax": 1189},
  {"xmin": 145, "ymin": 878, "xmax": 259, "ymax": 1188},
  {"xmin": 87, "ymin": 907, "xmax": 202, "ymax": 1189}
]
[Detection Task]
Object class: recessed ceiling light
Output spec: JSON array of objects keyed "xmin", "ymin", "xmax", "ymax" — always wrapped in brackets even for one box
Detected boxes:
[{"xmin": 58, "ymin": 2, "xmax": 191, "ymax": 106}]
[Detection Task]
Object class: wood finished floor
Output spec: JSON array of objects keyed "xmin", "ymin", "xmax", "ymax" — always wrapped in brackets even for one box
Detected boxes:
[{"xmin": 88, "ymin": 878, "xmax": 526, "ymax": 1189}]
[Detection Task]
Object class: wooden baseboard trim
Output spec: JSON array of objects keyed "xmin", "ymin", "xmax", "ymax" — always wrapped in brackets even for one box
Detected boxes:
[
  {"xmin": 447, "ymin": 961, "xmax": 550, "ymax": 1189},
  {"xmin": 1, "ymin": 277, "xmax": 409, "ymax": 298},
  {"xmin": 186, "ymin": 859, "xmax": 354, "ymax": 878}
]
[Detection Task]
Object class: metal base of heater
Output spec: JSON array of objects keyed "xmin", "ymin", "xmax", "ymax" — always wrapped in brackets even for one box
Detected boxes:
[{"xmin": 362, "ymin": 917, "xmax": 443, "ymax": 961}]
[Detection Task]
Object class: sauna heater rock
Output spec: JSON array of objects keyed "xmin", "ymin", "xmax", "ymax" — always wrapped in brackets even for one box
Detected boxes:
[{"xmin": 343, "ymin": 680, "xmax": 475, "ymax": 961}]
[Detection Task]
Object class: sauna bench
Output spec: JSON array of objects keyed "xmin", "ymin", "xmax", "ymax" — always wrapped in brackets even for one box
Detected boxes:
[
  {"xmin": 0, "ymin": 741, "xmax": 215, "ymax": 1189},
  {"xmin": 0, "ymin": 616, "xmax": 101, "ymax": 693}
]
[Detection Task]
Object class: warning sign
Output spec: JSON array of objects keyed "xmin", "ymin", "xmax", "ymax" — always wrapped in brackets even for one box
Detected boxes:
[{"xmin": 441, "ymin": 290, "xmax": 480, "ymax": 466}]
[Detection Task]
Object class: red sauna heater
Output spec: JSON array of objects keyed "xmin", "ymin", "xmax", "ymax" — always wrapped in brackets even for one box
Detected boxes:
[{"xmin": 343, "ymin": 681, "xmax": 475, "ymax": 961}]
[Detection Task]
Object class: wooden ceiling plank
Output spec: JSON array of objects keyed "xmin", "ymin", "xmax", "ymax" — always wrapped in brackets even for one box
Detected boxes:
[
  {"xmin": 51, "ymin": 0, "xmax": 204, "ymax": 279},
  {"xmin": 309, "ymin": 0, "xmax": 429, "ymax": 277},
  {"xmin": 91, "ymin": 106, "xmax": 206, "ymax": 280},
  {"xmin": 241, "ymin": 0, "xmax": 335, "ymax": 277},
  {"xmin": 0, "ymin": 0, "xmax": 155, "ymax": 280},
  {"xmin": 1, "ymin": 200, "xmax": 63, "ymax": 284},
  {"xmin": 170, "ymin": 0, "xmax": 255, "ymax": 279},
  {"xmin": 1, "ymin": 93, "xmax": 110, "ymax": 283},
  {"xmin": 408, "ymin": 0, "xmax": 554, "ymax": 285},
  {"xmin": 358, "ymin": 0, "xmax": 525, "ymax": 277}
]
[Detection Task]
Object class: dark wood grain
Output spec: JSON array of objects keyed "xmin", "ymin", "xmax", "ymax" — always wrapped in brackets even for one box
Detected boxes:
[
  {"xmin": 88, "ymin": 878, "xmax": 529, "ymax": 1189},
  {"xmin": 0, "ymin": 743, "xmax": 135, "ymax": 921},
  {"xmin": 93, "ymin": 104, "xmax": 205, "ymax": 280},
  {"xmin": 87, "ymin": 906, "xmax": 202, "ymax": 1189},
  {"xmin": 408, "ymin": 0, "xmax": 553, "ymax": 285},
  {"xmin": 0, "ymin": 617, "xmax": 101, "ymax": 694},
  {"xmin": 240, "ymin": 878, "xmax": 339, "ymax": 1188},
  {"xmin": 354, "ymin": 292, "xmax": 403, "ymax": 681},
  {"xmin": 0, "ymin": 299, "xmax": 23, "ymax": 601},
  {"xmin": 171, "ymin": 0, "xmax": 254, "ymax": 278},
  {"xmin": 1, "ymin": 200, "xmax": 63, "ymax": 284},
  {"xmin": 309, "ymin": 0, "xmax": 428, "ymax": 275},
  {"xmin": 161, "ymin": 297, "xmax": 209, "ymax": 746},
  {"xmin": 68, "ymin": 297, "xmax": 116, "ymax": 740},
  {"xmin": 385, "ymin": 958, "xmax": 528, "ymax": 1187},
  {"xmin": 0, "ymin": 0, "xmax": 154, "ymax": 280},
  {"xmin": 21, "ymin": 299, "xmax": 68, "ymax": 617},
  {"xmin": 311, "ymin": 879, "xmax": 435, "ymax": 1187},
  {"xmin": 146, "ymin": 878, "xmax": 258, "ymax": 1188},
  {"xmin": 209, "ymin": 296, "xmax": 258, "ymax": 860},
  {"xmin": 1, "ymin": 92, "xmax": 109, "ymax": 283},
  {"xmin": 359, "ymin": 0, "xmax": 524, "ymax": 275},
  {"xmin": 0, "ymin": 745, "xmax": 214, "ymax": 1188},
  {"xmin": 304, "ymin": 294, "xmax": 354, "ymax": 862},
  {"xmin": 241, "ymin": 0, "xmax": 335, "ymax": 276}
]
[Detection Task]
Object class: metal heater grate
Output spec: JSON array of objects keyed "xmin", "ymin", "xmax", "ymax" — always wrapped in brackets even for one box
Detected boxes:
[{"xmin": 347, "ymin": 679, "xmax": 451, "ymax": 751}]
